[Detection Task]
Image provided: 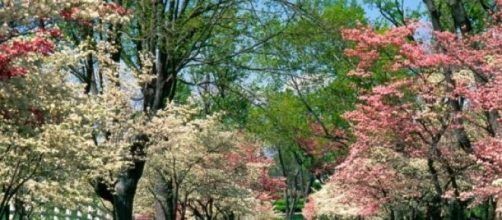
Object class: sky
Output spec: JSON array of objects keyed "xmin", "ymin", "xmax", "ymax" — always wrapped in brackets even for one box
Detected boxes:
[
  {"xmin": 358, "ymin": 0, "xmax": 431, "ymax": 42},
  {"xmin": 359, "ymin": 0, "xmax": 425, "ymax": 22}
]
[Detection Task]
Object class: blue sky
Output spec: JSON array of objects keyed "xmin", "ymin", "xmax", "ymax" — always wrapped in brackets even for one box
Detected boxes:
[{"xmin": 359, "ymin": 0, "xmax": 425, "ymax": 21}]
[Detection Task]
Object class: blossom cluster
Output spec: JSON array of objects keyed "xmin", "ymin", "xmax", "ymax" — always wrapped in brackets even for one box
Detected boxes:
[{"xmin": 308, "ymin": 2, "xmax": 502, "ymax": 218}]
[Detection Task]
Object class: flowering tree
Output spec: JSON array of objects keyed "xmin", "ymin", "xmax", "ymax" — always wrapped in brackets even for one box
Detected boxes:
[
  {"xmin": 133, "ymin": 105, "xmax": 285, "ymax": 219},
  {"xmin": 61, "ymin": 0, "xmax": 303, "ymax": 218},
  {"xmin": 306, "ymin": 1, "xmax": 502, "ymax": 219},
  {"xmin": 0, "ymin": 1, "xmax": 135, "ymax": 218},
  {"xmin": 0, "ymin": 1, "xmax": 306, "ymax": 220},
  {"xmin": 0, "ymin": 1, "xmax": 146, "ymax": 219}
]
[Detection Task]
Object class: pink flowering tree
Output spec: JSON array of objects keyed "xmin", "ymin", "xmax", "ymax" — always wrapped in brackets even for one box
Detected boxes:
[{"xmin": 308, "ymin": 1, "xmax": 502, "ymax": 219}]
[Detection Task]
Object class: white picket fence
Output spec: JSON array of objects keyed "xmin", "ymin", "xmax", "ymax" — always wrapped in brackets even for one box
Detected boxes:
[{"xmin": 8, "ymin": 204, "xmax": 113, "ymax": 220}]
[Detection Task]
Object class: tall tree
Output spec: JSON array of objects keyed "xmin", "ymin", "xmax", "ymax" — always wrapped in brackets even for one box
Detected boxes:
[
  {"xmin": 66, "ymin": 0, "xmax": 303, "ymax": 219},
  {"xmin": 243, "ymin": 1, "xmax": 366, "ymax": 218},
  {"xmin": 0, "ymin": 1, "xmax": 133, "ymax": 218},
  {"xmin": 307, "ymin": 1, "xmax": 502, "ymax": 219}
]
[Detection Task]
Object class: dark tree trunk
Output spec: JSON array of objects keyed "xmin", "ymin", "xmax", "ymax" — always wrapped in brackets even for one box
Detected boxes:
[
  {"xmin": 146, "ymin": 50, "xmax": 178, "ymax": 114},
  {"xmin": 95, "ymin": 135, "xmax": 147, "ymax": 220},
  {"xmin": 447, "ymin": 0, "xmax": 472, "ymax": 34},
  {"xmin": 111, "ymin": 160, "xmax": 145, "ymax": 220},
  {"xmin": 423, "ymin": 0, "xmax": 443, "ymax": 31},
  {"xmin": 426, "ymin": 200, "xmax": 442, "ymax": 220},
  {"xmin": 427, "ymin": 158, "xmax": 443, "ymax": 220},
  {"xmin": 85, "ymin": 53, "xmax": 97, "ymax": 94},
  {"xmin": 154, "ymin": 180, "xmax": 177, "ymax": 220},
  {"xmin": 448, "ymin": 199, "xmax": 466, "ymax": 220},
  {"xmin": 389, "ymin": 209, "xmax": 395, "ymax": 220},
  {"xmin": 113, "ymin": 187, "xmax": 135, "ymax": 220},
  {"xmin": 424, "ymin": 0, "xmax": 475, "ymax": 154}
]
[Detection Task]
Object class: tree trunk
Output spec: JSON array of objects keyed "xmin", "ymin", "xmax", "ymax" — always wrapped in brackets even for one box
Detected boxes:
[
  {"xmin": 108, "ymin": 166, "xmax": 144, "ymax": 220},
  {"xmin": 113, "ymin": 186, "xmax": 135, "ymax": 220},
  {"xmin": 389, "ymin": 209, "xmax": 395, "ymax": 220},
  {"xmin": 95, "ymin": 136, "xmax": 147, "ymax": 220},
  {"xmin": 424, "ymin": 0, "xmax": 475, "ymax": 154},
  {"xmin": 486, "ymin": 111, "xmax": 500, "ymax": 137},
  {"xmin": 426, "ymin": 201, "xmax": 442, "ymax": 220},
  {"xmin": 483, "ymin": 198, "xmax": 497, "ymax": 220},
  {"xmin": 153, "ymin": 176, "xmax": 178, "ymax": 220},
  {"xmin": 447, "ymin": 0, "xmax": 472, "ymax": 34},
  {"xmin": 427, "ymin": 158, "xmax": 443, "ymax": 220},
  {"xmin": 108, "ymin": 160, "xmax": 145, "ymax": 220},
  {"xmin": 448, "ymin": 199, "xmax": 465, "ymax": 220},
  {"xmin": 423, "ymin": 0, "xmax": 443, "ymax": 33}
]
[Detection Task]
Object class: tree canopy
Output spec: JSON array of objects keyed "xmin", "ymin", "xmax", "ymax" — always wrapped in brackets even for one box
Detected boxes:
[{"xmin": 3, "ymin": 0, "xmax": 502, "ymax": 220}]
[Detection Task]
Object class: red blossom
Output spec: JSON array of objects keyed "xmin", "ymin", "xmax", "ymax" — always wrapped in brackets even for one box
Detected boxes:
[
  {"xmin": 224, "ymin": 152, "xmax": 242, "ymax": 170},
  {"xmin": 258, "ymin": 168, "xmax": 286, "ymax": 200},
  {"xmin": 60, "ymin": 7, "xmax": 81, "ymax": 20},
  {"xmin": 37, "ymin": 28, "xmax": 63, "ymax": 39},
  {"xmin": 0, "ymin": 37, "xmax": 55, "ymax": 80},
  {"xmin": 103, "ymin": 3, "xmax": 129, "ymax": 16},
  {"xmin": 303, "ymin": 197, "xmax": 316, "ymax": 220}
]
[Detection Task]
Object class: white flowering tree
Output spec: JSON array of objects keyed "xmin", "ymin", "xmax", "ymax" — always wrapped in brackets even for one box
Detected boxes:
[
  {"xmin": 0, "ymin": 1, "xmax": 139, "ymax": 219},
  {"xmin": 1, "ymin": 1, "xmax": 304, "ymax": 220},
  {"xmin": 0, "ymin": 2, "xmax": 132, "ymax": 218},
  {"xmin": 132, "ymin": 105, "xmax": 285, "ymax": 219}
]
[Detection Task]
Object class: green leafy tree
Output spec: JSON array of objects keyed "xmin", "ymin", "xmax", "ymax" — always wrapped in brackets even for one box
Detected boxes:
[{"xmin": 243, "ymin": 1, "xmax": 366, "ymax": 218}]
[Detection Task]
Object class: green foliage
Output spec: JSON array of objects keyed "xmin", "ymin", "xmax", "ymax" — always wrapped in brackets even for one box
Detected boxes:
[
  {"xmin": 247, "ymin": 0, "xmax": 365, "ymax": 143},
  {"xmin": 243, "ymin": 2, "xmax": 368, "ymax": 217},
  {"xmin": 172, "ymin": 81, "xmax": 191, "ymax": 104},
  {"xmin": 273, "ymin": 198, "xmax": 305, "ymax": 213},
  {"xmin": 432, "ymin": 0, "xmax": 493, "ymax": 33}
]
